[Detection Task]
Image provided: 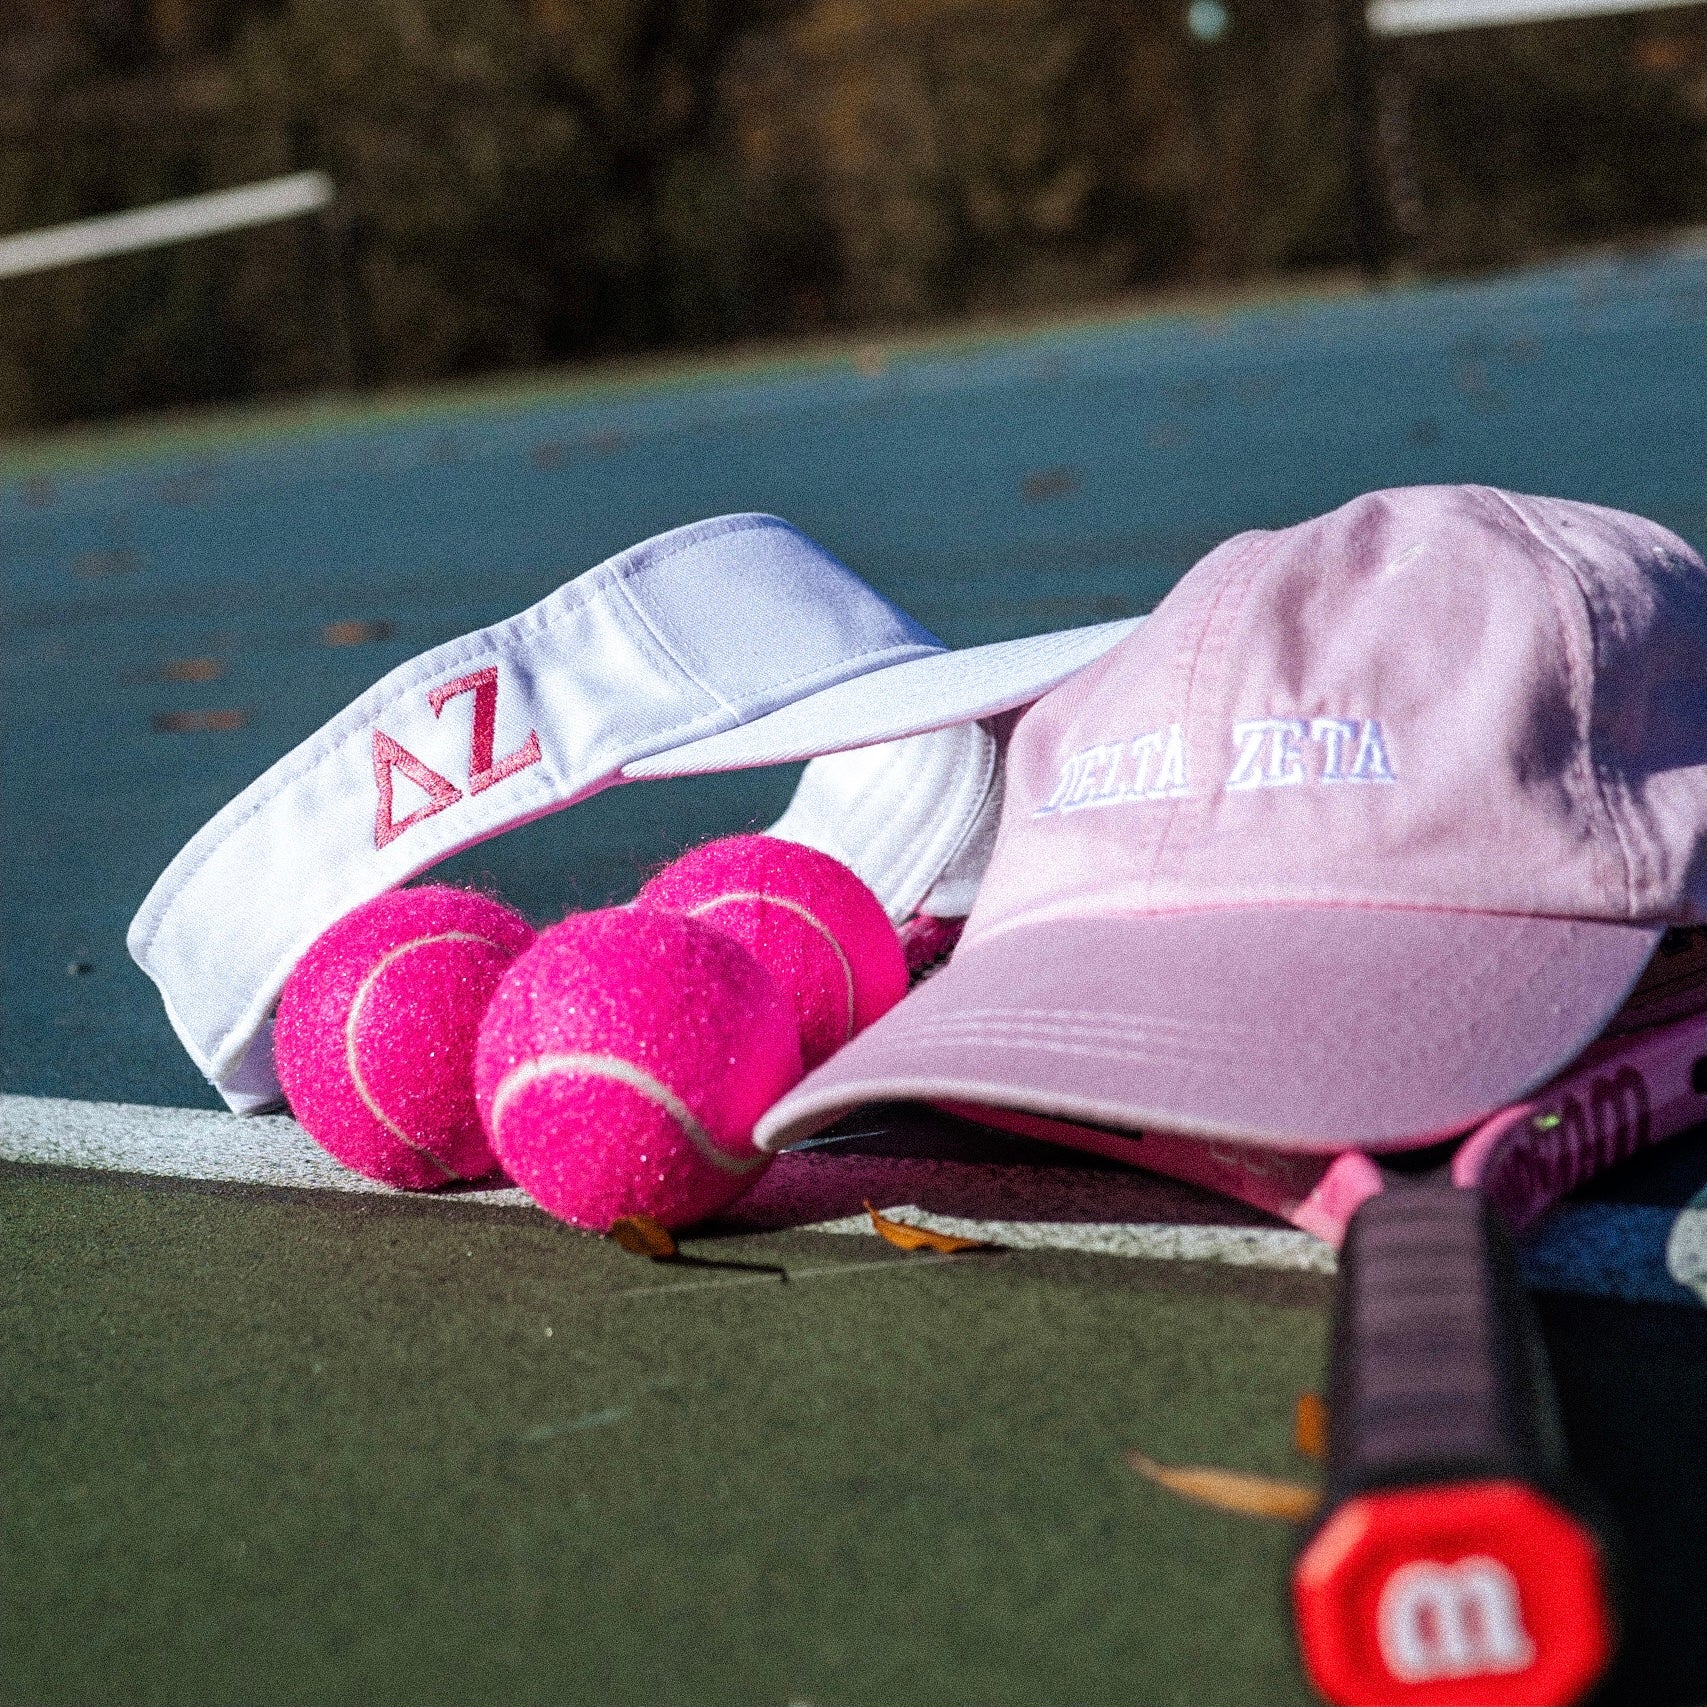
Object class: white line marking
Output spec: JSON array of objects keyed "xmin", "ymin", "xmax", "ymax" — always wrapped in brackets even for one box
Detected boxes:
[
  {"xmin": 1523, "ymin": 1202, "xmax": 1701, "ymax": 1305},
  {"xmin": 516, "ymin": 1407, "xmax": 631, "ymax": 1443},
  {"xmin": 801, "ymin": 1206, "xmax": 1339, "ymax": 1272},
  {"xmin": 1368, "ymin": 0, "xmax": 1702, "ymax": 33},
  {"xmin": 0, "ymin": 172, "xmax": 334, "ymax": 280},
  {"xmin": 1, "ymin": 1095, "xmax": 1697, "ymax": 1304},
  {"xmin": 801, "ymin": 1203, "xmax": 1705, "ymax": 1301},
  {"xmin": 609, "ymin": 1271, "xmax": 790, "ymax": 1300},
  {"xmin": 1664, "ymin": 1200, "xmax": 1706, "ymax": 1306}
]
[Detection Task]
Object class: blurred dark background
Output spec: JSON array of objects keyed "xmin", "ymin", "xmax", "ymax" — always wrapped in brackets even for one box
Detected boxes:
[{"xmin": 3, "ymin": 0, "xmax": 1704, "ymax": 437}]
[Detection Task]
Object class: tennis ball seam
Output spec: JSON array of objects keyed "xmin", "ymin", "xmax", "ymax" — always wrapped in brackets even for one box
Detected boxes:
[
  {"xmin": 344, "ymin": 929, "xmax": 509, "ymax": 1179},
  {"xmin": 684, "ymin": 890, "xmax": 856, "ymax": 1045},
  {"xmin": 490, "ymin": 1052, "xmax": 769, "ymax": 1177}
]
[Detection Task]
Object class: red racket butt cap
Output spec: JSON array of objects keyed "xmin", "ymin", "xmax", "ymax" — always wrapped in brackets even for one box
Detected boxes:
[{"xmin": 1293, "ymin": 1479, "xmax": 1612, "ymax": 1707}]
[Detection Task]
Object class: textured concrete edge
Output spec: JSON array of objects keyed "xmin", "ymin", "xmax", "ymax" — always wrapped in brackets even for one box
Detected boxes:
[
  {"xmin": 2, "ymin": 1093, "xmax": 1701, "ymax": 1304},
  {"xmin": 0, "ymin": 1092, "xmax": 537, "ymax": 1208},
  {"xmin": 798, "ymin": 1207, "xmax": 1338, "ymax": 1271}
]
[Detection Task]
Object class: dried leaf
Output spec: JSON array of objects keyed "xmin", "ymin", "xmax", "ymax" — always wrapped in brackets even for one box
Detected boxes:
[
  {"xmin": 609, "ymin": 1215, "xmax": 678, "ymax": 1260},
  {"xmin": 864, "ymin": 1201, "xmax": 991, "ymax": 1254},
  {"xmin": 323, "ymin": 618, "xmax": 394, "ymax": 647},
  {"xmin": 1125, "ymin": 1450, "xmax": 1320, "ymax": 1521},
  {"xmin": 160, "ymin": 657, "xmax": 224, "ymax": 683},
  {"xmin": 1294, "ymin": 1392, "xmax": 1329, "ymax": 1462},
  {"xmin": 151, "ymin": 709, "xmax": 247, "ymax": 733}
]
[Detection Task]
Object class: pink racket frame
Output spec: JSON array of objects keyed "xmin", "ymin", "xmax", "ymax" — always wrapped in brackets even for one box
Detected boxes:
[{"xmin": 940, "ymin": 1012, "xmax": 1706, "ymax": 1248}]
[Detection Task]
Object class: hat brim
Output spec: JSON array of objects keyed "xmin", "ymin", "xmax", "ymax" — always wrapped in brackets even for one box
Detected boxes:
[
  {"xmin": 755, "ymin": 905, "xmax": 1661, "ymax": 1155},
  {"xmin": 621, "ymin": 618, "xmax": 1139, "ymax": 779}
]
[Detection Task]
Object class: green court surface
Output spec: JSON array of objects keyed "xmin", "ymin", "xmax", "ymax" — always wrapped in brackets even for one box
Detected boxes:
[
  {"xmin": 4, "ymin": 1154, "xmax": 1705, "ymax": 1707},
  {"xmin": 3, "ymin": 1172, "xmax": 1327, "ymax": 1707},
  {"xmin": 4, "ymin": 244, "xmax": 1707, "ymax": 1705}
]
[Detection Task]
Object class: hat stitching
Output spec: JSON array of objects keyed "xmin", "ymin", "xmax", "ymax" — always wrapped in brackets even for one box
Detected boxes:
[
  {"xmin": 888, "ymin": 724, "xmax": 999, "ymax": 917},
  {"xmin": 1543, "ymin": 517, "xmax": 1654, "ymax": 915},
  {"xmin": 607, "ymin": 523, "xmax": 942, "ymax": 714},
  {"xmin": 904, "ymin": 913, "xmax": 1593, "ymax": 1081},
  {"xmin": 1142, "ymin": 532, "xmax": 1271, "ymax": 899},
  {"xmin": 1480, "ymin": 486, "xmax": 1632, "ymax": 915}
]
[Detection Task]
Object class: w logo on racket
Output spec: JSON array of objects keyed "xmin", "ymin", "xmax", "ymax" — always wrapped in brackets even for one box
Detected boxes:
[
  {"xmin": 1477, "ymin": 1062, "xmax": 1653, "ymax": 1228},
  {"xmin": 1377, "ymin": 1557, "xmax": 1537, "ymax": 1683}
]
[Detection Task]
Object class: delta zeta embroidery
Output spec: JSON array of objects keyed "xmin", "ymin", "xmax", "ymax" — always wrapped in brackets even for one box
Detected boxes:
[{"xmin": 1035, "ymin": 717, "xmax": 1396, "ymax": 816}]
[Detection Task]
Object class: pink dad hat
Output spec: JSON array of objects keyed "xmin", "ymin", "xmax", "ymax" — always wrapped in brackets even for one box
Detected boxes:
[{"xmin": 757, "ymin": 485, "xmax": 1707, "ymax": 1155}]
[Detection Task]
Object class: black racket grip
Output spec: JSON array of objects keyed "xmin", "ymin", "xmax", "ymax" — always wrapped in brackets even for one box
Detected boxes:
[
  {"xmin": 1322, "ymin": 1183, "xmax": 1563, "ymax": 1500},
  {"xmin": 1293, "ymin": 1184, "xmax": 1617, "ymax": 1706}
]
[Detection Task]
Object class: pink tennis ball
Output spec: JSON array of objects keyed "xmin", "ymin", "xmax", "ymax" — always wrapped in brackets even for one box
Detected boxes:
[
  {"xmin": 473, "ymin": 908, "xmax": 802, "ymax": 1230},
  {"xmin": 275, "ymin": 885, "xmax": 535, "ymax": 1189},
  {"xmin": 634, "ymin": 834, "xmax": 907, "ymax": 1069}
]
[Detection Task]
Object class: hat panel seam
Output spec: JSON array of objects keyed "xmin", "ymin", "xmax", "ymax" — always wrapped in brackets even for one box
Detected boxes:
[
  {"xmin": 789, "ymin": 724, "xmax": 997, "ymax": 918},
  {"xmin": 605, "ymin": 529, "xmax": 940, "ymax": 714},
  {"xmin": 1532, "ymin": 519, "xmax": 1652, "ymax": 913},
  {"xmin": 1142, "ymin": 534, "xmax": 1271, "ymax": 896},
  {"xmin": 1494, "ymin": 487, "xmax": 1638, "ymax": 909},
  {"xmin": 1478, "ymin": 486, "xmax": 1635, "ymax": 915},
  {"xmin": 605, "ymin": 568, "xmax": 738, "ymax": 712},
  {"xmin": 895, "ymin": 723, "xmax": 999, "ymax": 916}
]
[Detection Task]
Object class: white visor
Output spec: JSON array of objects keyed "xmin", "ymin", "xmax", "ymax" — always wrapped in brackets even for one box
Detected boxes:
[
  {"xmin": 621, "ymin": 619, "xmax": 1135, "ymax": 778},
  {"xmin": 127, "ymin": 514, "xmax": 1135, "ymax": 1115}
]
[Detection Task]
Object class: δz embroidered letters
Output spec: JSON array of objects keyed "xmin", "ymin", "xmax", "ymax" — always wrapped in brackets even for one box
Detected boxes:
[{"xmin": 372, "ymin": 665, "xmax": 542, "ymax": 849}]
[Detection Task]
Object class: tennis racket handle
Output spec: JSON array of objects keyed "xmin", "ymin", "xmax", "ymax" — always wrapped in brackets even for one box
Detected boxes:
[{"xmin": 1292, "ymin": 1186, "xmax": 1614, "ymax": 1706}]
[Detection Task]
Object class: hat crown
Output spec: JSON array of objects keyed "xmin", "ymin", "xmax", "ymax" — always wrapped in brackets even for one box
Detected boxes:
[
  {"xmin": 616, "ymin": 513, "xmax": 942, "ymax": 708},
  {"xmin": 975, "ymin": 486, "xmax": 1707, "ymax": 943}
]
